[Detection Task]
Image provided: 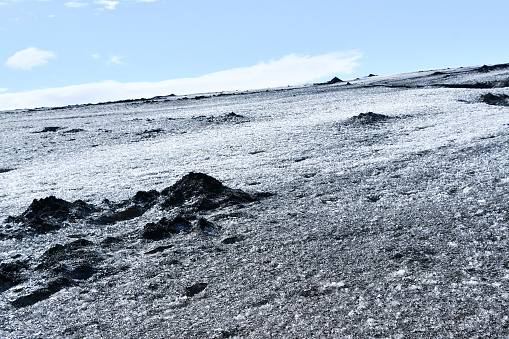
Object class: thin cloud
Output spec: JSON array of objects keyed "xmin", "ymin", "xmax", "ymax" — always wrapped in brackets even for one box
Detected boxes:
[
  {"xmin": 0, "ymin": 51, "xmax": 362, "ymax": 110},
  {"xmin": 94, "ymin": 0, "xmax": 119, "ymax": 10},
  {"xmin": 5, "ymin": 47, "xmax": 56, "ymax": 70},
  {"xmin": 65, "ymin": 2, "xmax": 89, "ymax": 8},
  {"xmin": 106, "ymin": 55, "xmax": 124, "ymax": 66}
]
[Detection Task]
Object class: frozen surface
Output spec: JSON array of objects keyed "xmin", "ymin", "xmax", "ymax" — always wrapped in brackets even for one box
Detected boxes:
[{"xmin": 1, "ymin": 64, "xmax": 509, "ymax": 337}]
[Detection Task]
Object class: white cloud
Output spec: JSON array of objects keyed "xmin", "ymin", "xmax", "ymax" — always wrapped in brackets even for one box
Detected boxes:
[
  {"xmin": 106, "ymin": 55, "xmax": 123, "ymax": 65},
  {"xmin": 5, "ymin": 47, "xmax": 56, "ymax": 70},
  {"xmin": 0, "ymin": 88, "xmax": 7, "ymax": 93},
  {"xmin": 94, "ymin": 0, "xmax": 118, "ymax": 10},
  {"xmin": 65, "ymin": 2, "xmax": 89, "ymax": 8},
  {"xmin": 0, "ymin": 51, "xmax": 361, "ymax": 110}
]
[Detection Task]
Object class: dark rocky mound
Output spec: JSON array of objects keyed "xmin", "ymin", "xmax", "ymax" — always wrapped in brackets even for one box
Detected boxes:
[
  {"xmin": 6, "ymin": 196, "xmax": 97, "ymax": 235},
  {"xmin": 216, "ymin": 112, "xmax": 248, "ymax": 123},
  {"xmin": 36, "ymin": 239, "xmax": 102, "ymax": 280},
  {"xmin": 315, "ymin": 77, "xmax": 343, "ymax": 85},
  {"xmin": 344, "ymin": 112, "xmax": 391, "ymax": 126},
  {"xmin": 480, "ymin": 93, "xmax": 509, "ymax": 106},
  {"xmin": 142, "ymin": 215, "xmax": 193, "ymax": 240},
  {"xmin": 193, "ymin": 112, "xmax": 249, "ymax": 124},
  {"xmin": 160, "ymin": 172, "xmax": 254, "ymax": 211}
]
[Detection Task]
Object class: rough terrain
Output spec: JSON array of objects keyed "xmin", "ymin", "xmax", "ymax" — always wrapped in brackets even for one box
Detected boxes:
[{"xmin": 1, "ymin": 64, "xmax": 509, "ymax": 337}]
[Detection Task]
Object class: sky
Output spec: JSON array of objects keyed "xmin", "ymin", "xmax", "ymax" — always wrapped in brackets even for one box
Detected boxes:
[{"xmin": 1, "ymin": 0, "xmax": 509, "ymax": 110}]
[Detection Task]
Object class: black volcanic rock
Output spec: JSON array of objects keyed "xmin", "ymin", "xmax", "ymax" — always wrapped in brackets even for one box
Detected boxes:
[
  {"xmin": 37, "ymin": 239, "xmax": 101, "ymax": 280},
  {"xmin": 185, "ymin": 282, "xmax": 208, "ymax": 297},
  {"xmin": 7, "ymin": 196, "xmax": 97, "ymax": 235},
  {"xmin": 160, "ymin": 172, "xmax": 254, "ymax": 211},
  {"xmin": 142, "ymin": 216, "xmax": 193, "ymax": 240}
]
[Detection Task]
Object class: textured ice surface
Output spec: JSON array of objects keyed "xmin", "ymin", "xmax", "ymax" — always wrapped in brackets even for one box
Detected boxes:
[{"xmin": 1, "ymin": 65, "xmax": 509, "ymax": 337}]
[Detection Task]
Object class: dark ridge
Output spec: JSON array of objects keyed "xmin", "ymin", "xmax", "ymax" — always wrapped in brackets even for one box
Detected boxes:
[
  {"xmin": 160, "ymin": 172, "xmax": 254, "ymax": 211},
  {"xmin": 480, "ymin": 93, "xmax": 509, "ymax": 106},
  {"xmin": 193, "ymin": 95, "xmax": 210, "ymax": 100},
  {"xmin": 0, "ymin": 168, "xmax": 14, "ymax": 173},
  {"xmin": 34, "ymin": 126, "xmax": 62, "ymax": 133},
  {"xmin": 11, "ymin": 277, "xmax": 73, "ymax": 308},
  {"xmin": 62, "ymin": 128, "xmax": 85, "ymax": 134},
  {"xmin": 437, "ymin": 80, "xmax": 509, "ymax": 89},
  {"xmin": 145, "ymin": 244, "xmax": 173, "ymax": 255},
  {"xmin": 476, "ymin": 63, "xmax": 509, "ymax": 73},
  {"xmin": 142, "ymin": 216, "xmax": 193, "ymax": 240},
  {"xmin": 97, "ymin": 206, "xmax": 146, "ymax": 224}
]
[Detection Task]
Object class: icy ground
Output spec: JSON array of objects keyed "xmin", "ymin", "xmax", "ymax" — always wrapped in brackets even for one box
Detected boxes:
[{"xmin": 1, "ymin": 64, "xmax": 509, "ymax": 337}]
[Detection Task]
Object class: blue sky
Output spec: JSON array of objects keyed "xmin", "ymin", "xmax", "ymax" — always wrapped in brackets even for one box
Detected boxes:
[{"xmin": 1, "ymin": 0, "xmax": 508, "ymax": 110}]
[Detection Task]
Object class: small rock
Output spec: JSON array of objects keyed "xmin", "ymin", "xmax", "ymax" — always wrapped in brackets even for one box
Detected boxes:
[
  {"xmin": 185, "ymin": 282, "xmax": 207, "ymax": 297},
  {"xmin": 222, "ymin": 235, "xmax": 244, "ymax": 244}
]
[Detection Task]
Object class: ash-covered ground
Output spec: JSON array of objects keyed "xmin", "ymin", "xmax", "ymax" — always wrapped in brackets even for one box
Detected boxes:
[{"xmin": 1, "ymin": 64, "xmax": 509, "ymax": 338}]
